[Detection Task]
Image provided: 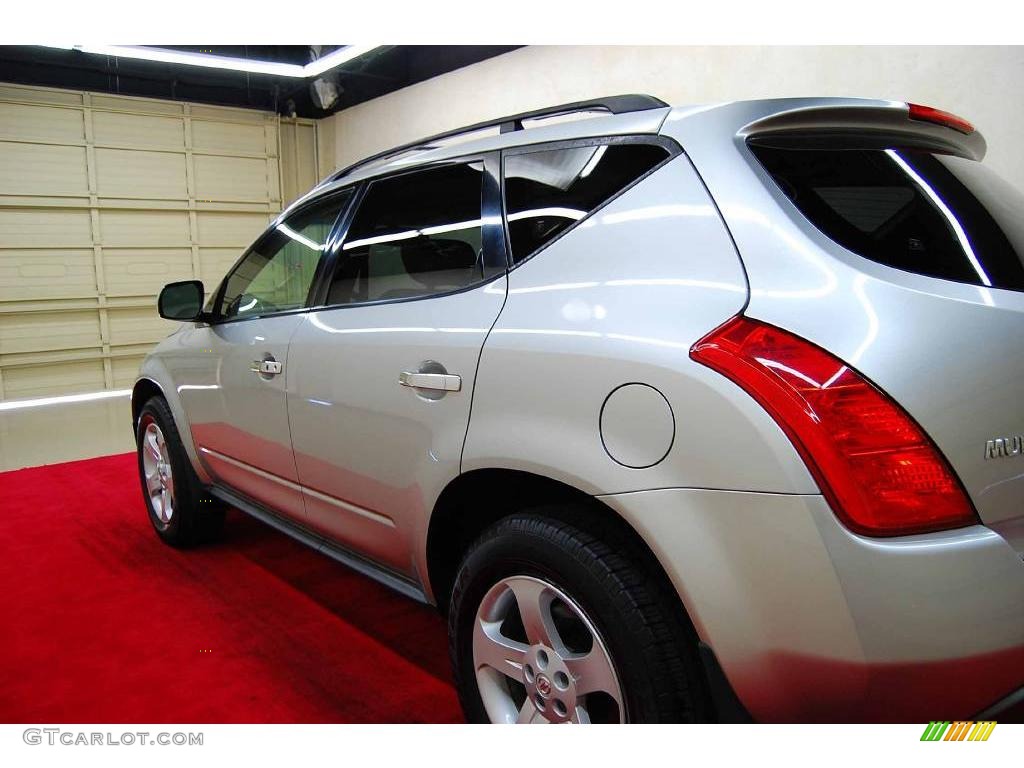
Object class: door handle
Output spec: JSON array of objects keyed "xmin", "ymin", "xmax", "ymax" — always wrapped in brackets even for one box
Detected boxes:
[
  {"xmin": 399, "ymin": 370, "xmax": 461, "ymax": 392},
  {"xmin": 250, "ymin": 359, "xmax": 283, "ymax": 376}
]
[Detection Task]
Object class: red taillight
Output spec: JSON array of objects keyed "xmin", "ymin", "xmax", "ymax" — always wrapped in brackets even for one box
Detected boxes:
[
  {"xmin": 908, "ymin": 103, "xmax": 974, "ymax": 135},
  {"xmin": 690, "ymin": 317, "xmax": 977, "ymax": 537}
]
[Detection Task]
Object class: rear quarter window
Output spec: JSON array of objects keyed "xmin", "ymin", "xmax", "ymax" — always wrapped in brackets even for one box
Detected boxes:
[
  {"xmin": 749, "ymin": 144, "xmax": 1024, "ymax": 292},
  {"xmin": 503, "ymin": 142, "xmax": 670, "ymax": 264}
]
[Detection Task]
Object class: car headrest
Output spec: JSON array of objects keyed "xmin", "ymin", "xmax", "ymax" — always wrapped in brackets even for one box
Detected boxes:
[{"xmin": 399, "ymin": 237, "xmax": 478, "ymax": 288}]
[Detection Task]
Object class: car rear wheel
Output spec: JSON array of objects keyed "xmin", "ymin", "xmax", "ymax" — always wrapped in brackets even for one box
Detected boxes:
[
  {"xmin": 449, "ymin": 510, "xmax": 708, "ymax": 723},
  {"xmin": 136, "ymin": 396, "xmax": 224, "ymax": 547}
]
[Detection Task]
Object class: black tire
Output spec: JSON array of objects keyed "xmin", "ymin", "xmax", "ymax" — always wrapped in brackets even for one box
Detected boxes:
[
  {"xmin": 135, "ymin": 395, "xmax": 225, "ymax": 547},
  {"xmin": 449, "ymin": 509, "xmax": 710, "ymax": 723}
]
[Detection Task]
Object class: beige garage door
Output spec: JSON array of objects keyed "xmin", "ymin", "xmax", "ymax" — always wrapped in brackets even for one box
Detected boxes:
[{"xmin": 0, "ymin": 83, "xmax": 322, "ymax": 401}]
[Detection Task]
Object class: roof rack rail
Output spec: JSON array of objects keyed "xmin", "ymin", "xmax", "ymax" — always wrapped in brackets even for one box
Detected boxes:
[{"xmin": 327, "ymin": 93, "xmax": 668, "ymax": 183}]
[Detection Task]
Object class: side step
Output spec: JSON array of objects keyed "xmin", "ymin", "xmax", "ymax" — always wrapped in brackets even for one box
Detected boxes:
[{"xmin": 209, "ymin": 485, "xmax": 429, "ymax": 605}]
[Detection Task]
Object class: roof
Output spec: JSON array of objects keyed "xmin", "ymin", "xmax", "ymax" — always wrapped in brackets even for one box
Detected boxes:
[{"xmin": 282, "ymin": 95, "xmax": 987, "ymax": 219}]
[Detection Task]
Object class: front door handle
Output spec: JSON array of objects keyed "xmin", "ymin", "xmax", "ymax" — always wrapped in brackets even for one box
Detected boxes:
[
  {"xmin": 399, "ymin": 370, "xmax": 461, "ymax": 392},
  {"xmin": 250, "ymin": 359, "xmax": 283, "ymax": 376}
]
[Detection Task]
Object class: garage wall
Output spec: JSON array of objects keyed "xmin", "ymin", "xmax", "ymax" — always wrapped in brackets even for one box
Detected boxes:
[
  {"xmin": 328, "ymin": 45, "xmax": 1024, "ymax": 191},
  {"xmin": 0, "ymin": 83, "xmax": 320, "ymax": 400}
]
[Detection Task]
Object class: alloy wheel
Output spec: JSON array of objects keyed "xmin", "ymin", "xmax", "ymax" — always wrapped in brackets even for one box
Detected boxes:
[
  {"xmin": 472, "ymin": 575, "xmax": 625, "ymax": 723},
  {"xmin": 141, "ymin": 421, "xmax": 175, "ymax": 524}
]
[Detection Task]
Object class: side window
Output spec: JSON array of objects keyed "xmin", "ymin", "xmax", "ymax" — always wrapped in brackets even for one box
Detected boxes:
[
  {"xmin": 327, "ymin": 163, "xmax": 484, "ymax": 306},
  {"xmin": 503, "ymin": 142, "xmax": 671, "ymax": 263},
  {"xmin": 218, "ymin": 191, "xmax": 350, "ymax": 319}
]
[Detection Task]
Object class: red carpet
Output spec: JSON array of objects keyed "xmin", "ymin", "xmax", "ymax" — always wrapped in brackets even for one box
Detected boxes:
[{"xmin": 0, "ymin": 453, "xmax": 462, "ymax": 723}]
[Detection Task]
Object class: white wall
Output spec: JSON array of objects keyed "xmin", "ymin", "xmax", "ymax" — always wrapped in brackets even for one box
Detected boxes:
[{"xmin": 329, "ymin": 45, "xmax": 1024, "ymax": 189}]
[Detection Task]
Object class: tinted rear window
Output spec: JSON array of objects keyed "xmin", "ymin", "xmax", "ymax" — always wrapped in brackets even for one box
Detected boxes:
[{"xmin": 750, "ymin": 145, "xmax": 1024, "ymax": 291}]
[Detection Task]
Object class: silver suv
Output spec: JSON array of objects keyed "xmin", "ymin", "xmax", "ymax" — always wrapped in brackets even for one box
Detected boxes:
[{"xmin": 134, "ymin": 95, "xmax": 1024, "ymax": 723}]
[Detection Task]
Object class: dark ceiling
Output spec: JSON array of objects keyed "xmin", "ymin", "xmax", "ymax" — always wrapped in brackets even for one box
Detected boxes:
[{"xmin": 0, "ymin": 45, "xmax": 522, "ymax": 118}]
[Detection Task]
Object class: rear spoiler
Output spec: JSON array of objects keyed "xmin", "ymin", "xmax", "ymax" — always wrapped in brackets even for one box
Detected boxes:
[{"xmin": 740, "ymin": 103, "xmax": 986, "ymax": 161}]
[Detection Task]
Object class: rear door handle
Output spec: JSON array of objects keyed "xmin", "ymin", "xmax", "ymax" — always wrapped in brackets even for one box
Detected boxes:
[
  {"xmin": 250, "ymin": 359, "xmax": 283, "ymax": 376},
  {"xmin": 398, "ymin": 371, "xmax": 461, "ymax": 392}
]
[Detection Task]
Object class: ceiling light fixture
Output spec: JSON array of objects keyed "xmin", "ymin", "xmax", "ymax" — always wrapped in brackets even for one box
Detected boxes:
[
  {"xmin": 303, "ymin": 44, "xmax": 379, "ymax": 77},
  {"xmin": 38, "ymin": 44, "xmax": 380, "ymax": 78}
]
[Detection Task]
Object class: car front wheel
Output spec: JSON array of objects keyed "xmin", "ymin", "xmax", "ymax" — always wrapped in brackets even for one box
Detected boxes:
[{"xmin": 136, "ymin": 395, "xmax": 224, "ymax": 547}]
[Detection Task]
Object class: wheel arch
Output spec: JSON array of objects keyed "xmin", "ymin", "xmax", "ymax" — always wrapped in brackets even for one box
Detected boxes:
[
  {"xmin": 131, "ymin": 373, "xmax": 211, "ymax": 485},
  {"xmin": 426, "ymin": 468, "xmax": 689, "ymax": 625},
  {"xmin": 131, "ymin": 377, "xmax": 165, "ymax": 428}
]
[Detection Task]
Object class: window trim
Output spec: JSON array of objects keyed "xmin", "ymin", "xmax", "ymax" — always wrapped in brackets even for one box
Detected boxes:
[
  {"xmin": 308, "ymin": 151, "xmax": 508, "ymax": 313},
  {"xmin": 500, "ymin": 134, "xmax": 681, "ymax": 269},
  {"xmin": 203, "ymin": 187, "xmax": 356, "ymax": 326},
  {"xmin": 197, "ymin": 135, "xmax": 679, "ymax": 326}
]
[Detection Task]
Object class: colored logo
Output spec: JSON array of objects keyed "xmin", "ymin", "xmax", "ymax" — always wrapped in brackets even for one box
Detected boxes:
[
  {"xmin": 920, "ymin": 721, "xmax": 997, "ymax": 741},
  {"xmin": 536, "ymin": 675, "xmax": 552, "ymax": 697}
]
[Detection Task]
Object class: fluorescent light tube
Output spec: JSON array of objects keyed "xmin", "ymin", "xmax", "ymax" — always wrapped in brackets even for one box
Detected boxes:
[
  {"xmin": 303, "ymin": 44, "xmax": 380, "ymax": 77},
  {"xmin": 37, "ymin": 44, "xmax": 379, "ymax": 79}
]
